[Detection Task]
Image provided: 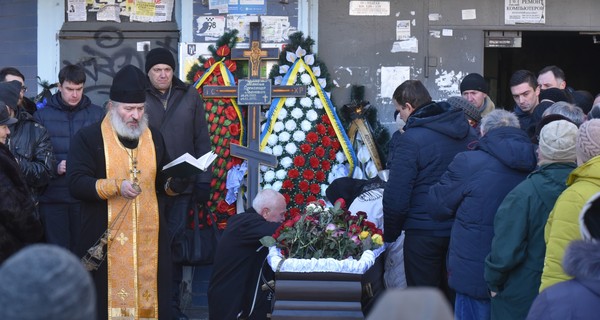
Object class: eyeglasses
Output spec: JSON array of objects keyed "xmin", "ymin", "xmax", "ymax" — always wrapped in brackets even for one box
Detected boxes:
[{"xmin": 21, "ymin": 86, "xmax": 27, "ymax": 93}]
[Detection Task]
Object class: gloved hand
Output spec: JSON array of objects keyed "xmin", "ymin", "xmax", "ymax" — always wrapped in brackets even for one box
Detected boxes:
[
  {"xmin": 192, "ymin": 182, "xmax": 211, "ymax": 205},
  {"xmin": 168, "ymin": 177, "xmax": 192, "ymax": 194}
]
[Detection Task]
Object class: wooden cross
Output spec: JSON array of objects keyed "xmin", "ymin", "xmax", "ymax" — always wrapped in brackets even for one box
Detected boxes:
[{"xmin": 203, "ymin": 22, "xmax": 306, "ymax": 207}]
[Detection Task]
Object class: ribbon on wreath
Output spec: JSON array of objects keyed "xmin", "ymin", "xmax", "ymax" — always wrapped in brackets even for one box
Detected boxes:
[
  {"xmin": 193, "ymin": 58, "xmax": 245, "ymax": 140},
  {"xmin": 260, "ymin": 58, "xmax": 357, "ymax": 173},
  {"xmin": 344, "ymin": 102, "xmax": 384, "ymax": 172}
]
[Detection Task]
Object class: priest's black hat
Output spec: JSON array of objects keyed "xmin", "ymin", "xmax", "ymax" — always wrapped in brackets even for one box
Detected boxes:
[{"xmin": 109, "ymin": 65, "xmax": 146, "ymax": 103}]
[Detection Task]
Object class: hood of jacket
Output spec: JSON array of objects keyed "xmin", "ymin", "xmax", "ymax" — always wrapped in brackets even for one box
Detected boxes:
[
  {"xmin": 46, "ymin": 92, "xmax": 93, "ymax": 113},
  {"xmin": 405, "ymin": 101, "xmax": 472, "ymax": 140},
  {"xmin": 477, "ymin": 126, "xmax": 537, "ymax": 172},
  {"xmin": 567, "ymin": 156, "xmax": 600, "ymax": 186},
  {"xmin": 563, "ymin": 240, "xmax": 600, "ymax": 296}
]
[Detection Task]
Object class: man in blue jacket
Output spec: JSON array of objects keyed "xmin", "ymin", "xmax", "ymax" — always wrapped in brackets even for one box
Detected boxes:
[
  {"xmin": 383, "ymin": 80, "xmax": 477, "ymax": 303},
  {"xmin": 33, "ymin": 64, "xmax": 104, "ymax": 252}
]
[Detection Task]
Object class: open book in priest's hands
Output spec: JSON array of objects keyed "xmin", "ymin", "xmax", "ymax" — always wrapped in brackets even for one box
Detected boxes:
[{"xmin": 162, "ymin": 151, "xmax": 217, "ymax": 177}]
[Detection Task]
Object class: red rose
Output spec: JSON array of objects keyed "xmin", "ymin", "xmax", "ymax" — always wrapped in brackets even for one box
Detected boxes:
[
  {"xmin": 332, "ymin": 140, "xmax": 341, "ymax": 150},
  {"xmin": 293, "ymin": 156, "xmax": 305, "ymax": 167},
  {"xmin": 329, "ymin": 150, "xmax": 336, "ymax": 160},
  {"xmin": 349, "ymin": 224, "xmax": 361, "ymax": 235},
  {"xmin": 322, "ymin": 160, "xmax": 331, "ymax": 171},
  {"xmin": 335, "ymin": 198, "xmax": 346, "ymax": 209},
  {"xmin": 300, "ymin": 144, "xmax": 312, "ymax": 154},
  {"xmin": 306, "ymin": 195, "xmax": 317, "ymax": 203},
  {"xmin": 356, "ymin": 211, "xmax": 368, "ymax": 221},
  {"xmin": 328, "ymin": 126, "xmax": 335, "ymax": 136},
  {"xmin": 288, "ymin": 169, "xmax": 300, "ymax": 179},
  {"xmin": 282, "ymin": 180, "xmax": 293, "ymax": 189},
  {"xmin": 216, "ymin": 200, "xmax": 229, "ymax": 213},
  {"xmin": 316, "ymin": 171, "xmax": 326, "ymax": 182},
  {"xmin": 225, "ymin": 106, "xmax": 237, "ymax": 121},
  {"xmin": 217, "ymin": 45, "xmax": 231, "ymax": 57},
  {"xmin": 294, "ymin": 193, "xmax": 305, "ymax": 205},
  {"xmin": 322, "ymin": 136, "xmax": 331, "ymax": 147},
  {"xmin": 283, "ymin": 193, "xmax": 291, "ymax": 204},
  {"xmin": 299, "ymin": 181, "xmax": 309, "ymax": 192},
  {"xmin": 316, "ymin": 124, "xmax": 326, "ymax": 135},
  {"xmin": 302, "ymin": 170, "xmax": 315, "ymax": 180},
  {"xmin": 321, "ymin": 115, "xmax": 331, "ymax": 124},
  {"xmin": 229, "ymin": 124, "xmax": 240, "ymax": 136},
  {"xmin": 306, "ymin": 132, "xmax": 319, "ymax": 143},
  {"xmin": 310, "ymin": 183, "xmax": 321, "ymax": 195},
  {"xmin": 314, "ymin": 147, "xmax": 325, "ymax": 158},
  {"xmin": 309, "ymin": 157, "xmax": 320, "ymax": 168},
  {"xmin": 283, "ymin": 219, "xmax": 295, "ymax": 228}
]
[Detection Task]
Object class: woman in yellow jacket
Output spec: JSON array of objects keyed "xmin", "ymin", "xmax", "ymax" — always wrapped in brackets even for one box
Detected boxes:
[{"xmin": 541, "ymin": 119, "xmax": 600, "ymax": 291}]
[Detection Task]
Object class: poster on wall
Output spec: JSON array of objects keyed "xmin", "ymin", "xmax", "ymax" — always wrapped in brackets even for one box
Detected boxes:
[
  {"xmin": 196, "ymin": 15, "xmax": 227, "ymax": 40},
  {"xmin": 179, "ymin": 43, "xmax": 212, "ymax": 81},
  {"xmin": 380, "ymin": 66, "xmax": 410, "ymax": 100},
  {"xmin": 193, "ymin": 0, "xmax": 299, "ymax": 44},
  {"xmin": 229, "ymin": 0, "xmax": 267, "ymax": 15},
  {"xmin": 130, "ymin": 0, "xmax": 174, "ymax": 22},
  {"xmin": 504, "ymin": 0, "xmax": 545, "ymax": 25}
]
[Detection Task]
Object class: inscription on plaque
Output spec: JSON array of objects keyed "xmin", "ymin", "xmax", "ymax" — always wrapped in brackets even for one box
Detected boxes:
[{"xmin": 238, "ymin": 79, "xmax": 271, "ymax": 105}]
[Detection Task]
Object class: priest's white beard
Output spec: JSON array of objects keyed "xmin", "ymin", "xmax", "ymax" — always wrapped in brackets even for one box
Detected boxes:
[{"xmin": 110, "ymin": 110, "xmax": 149, "ymax": 140}]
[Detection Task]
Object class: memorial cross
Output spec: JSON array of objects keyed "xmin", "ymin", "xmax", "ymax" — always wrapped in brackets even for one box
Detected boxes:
[{"xmin": 203, "ymin": 22, "xmax": 306, "ymax": 207}]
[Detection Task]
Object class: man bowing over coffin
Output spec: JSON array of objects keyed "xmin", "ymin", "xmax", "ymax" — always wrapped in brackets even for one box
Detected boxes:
[{"xmin": 69, "ymin": 65, "xmax": 186, "ymax": 320}]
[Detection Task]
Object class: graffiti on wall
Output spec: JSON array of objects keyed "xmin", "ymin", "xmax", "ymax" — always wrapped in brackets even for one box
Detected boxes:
[{"xmin": 61, "ymin": 26, "xmax": 177, "ymax": 103}]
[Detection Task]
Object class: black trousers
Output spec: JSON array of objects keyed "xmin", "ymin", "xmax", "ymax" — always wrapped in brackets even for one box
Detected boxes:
[{"xmin": 403, "ymin": 233, "xmax": 455, "ymax": 305}]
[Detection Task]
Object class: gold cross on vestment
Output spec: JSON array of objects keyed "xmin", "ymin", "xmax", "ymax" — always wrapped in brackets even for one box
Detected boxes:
[{"xmin": 116, "ymin": 232, "xmax": 128, "ymax": 245}]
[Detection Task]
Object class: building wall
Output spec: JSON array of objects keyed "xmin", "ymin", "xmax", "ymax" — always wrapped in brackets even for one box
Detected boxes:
[{"xmin": 0, "ymin": 0, "xmax": 37, "ymax": 95}]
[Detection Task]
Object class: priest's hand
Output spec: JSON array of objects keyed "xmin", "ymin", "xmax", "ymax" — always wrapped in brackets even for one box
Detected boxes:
[{"xmin": 121, "ymin": 180, "xmax": 142, "ymax": 199}]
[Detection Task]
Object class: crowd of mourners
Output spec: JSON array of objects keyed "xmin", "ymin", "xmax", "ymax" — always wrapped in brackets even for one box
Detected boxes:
[
  {"xmin": 0, "ymin": 62, "xmax": 599, "ymax": 320},
  {"xmin": 381, "ymin": 66, "xmax": 600, "ymax": 320}
]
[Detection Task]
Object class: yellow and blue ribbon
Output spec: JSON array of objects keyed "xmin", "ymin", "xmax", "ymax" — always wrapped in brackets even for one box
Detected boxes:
[
  {"xmin": 193, "ymin": 59, "xmax": 245, "ymax": 142},
  {"xmin": 260, "ymin": 58, "xmax": 357, "ymax": 175}
]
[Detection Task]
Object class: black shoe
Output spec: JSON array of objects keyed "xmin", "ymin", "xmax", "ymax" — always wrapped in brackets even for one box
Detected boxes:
[{"xmin": 172, "ymin": 307, "xmax": 189, "ymax": 320}]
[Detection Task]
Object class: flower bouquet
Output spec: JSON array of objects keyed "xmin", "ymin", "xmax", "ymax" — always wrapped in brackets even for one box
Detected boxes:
[{"xmin": 260, "ymin": 199, "xmax": 384, "ymax": 274}]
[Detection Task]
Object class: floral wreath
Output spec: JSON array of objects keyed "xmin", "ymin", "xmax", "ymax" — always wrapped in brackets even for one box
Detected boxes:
[
  {"xmin": 259, "ymin": 32, "xmax": 357, "ymax": 216},
  {"xmin": 188, "ymin": 30, "xmax": 245, "ymax": 229}
]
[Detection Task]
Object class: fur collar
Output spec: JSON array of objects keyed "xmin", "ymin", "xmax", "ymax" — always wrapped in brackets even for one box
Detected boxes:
[{"xmin": 563, "ymin": 240, "xmax": 600, "ymax": 280}]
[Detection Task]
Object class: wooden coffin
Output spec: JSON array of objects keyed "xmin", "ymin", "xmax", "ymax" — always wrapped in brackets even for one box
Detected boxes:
[{"xmin": 270, "ymin": 255, "xmax": 385, "ymax": 320}]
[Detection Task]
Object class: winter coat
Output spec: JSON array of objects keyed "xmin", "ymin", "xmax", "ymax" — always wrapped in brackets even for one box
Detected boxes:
[
  {"xmin": 527, "ymin": 241, "xmax": 600, "ymax": 320},
  {"xmin": 540, "ymin": 155, "xmax": 600, "ymax": 291},
  {"xmin": 0, "ymin": 143, "xmax": 44, "ymax": 263},
  {"xmin": 514, "ymin": 105, "xmax": 535, "ymax": 134},
  {"xmin": 485, "ymin": 162, "xmax": 576, "ymax": 320},
  {"xmin": 480, "ymin": 96, "xmax": 496, "ymax": 118},
  {"xmin": 429, "ymin": 126, "xmax": 537, "ymax": 299},
  {"xmin": 7, "ymin": 107, "xmax": 55, "ymax": 203},
  {"xmin": 145, "ymin": 76, "xmax": 211, "ymax": 193},
  {"xmin": 383, "ymin": 101, "xmax": 477, "ymax": 242},
  {"xmin": 33, "ymin": 93, "xmax": 104, "ymax": 203}
]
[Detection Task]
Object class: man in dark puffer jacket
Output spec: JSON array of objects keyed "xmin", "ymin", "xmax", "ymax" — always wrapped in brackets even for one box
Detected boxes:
[
  {"xmin": 33, "ymin": 64, "xmax": 104, "ymax": 252},
  {"xmin": 383, "ymin": 80, "xmax": 477, "ymax": 303}
]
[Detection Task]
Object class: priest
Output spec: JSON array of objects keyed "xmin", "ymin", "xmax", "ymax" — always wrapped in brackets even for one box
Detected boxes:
[{"xmin": 68, "ymin": 65, "xmax": 184, "ymax": 319}]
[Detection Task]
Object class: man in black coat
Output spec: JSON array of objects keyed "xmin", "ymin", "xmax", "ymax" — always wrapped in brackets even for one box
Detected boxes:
[
  {"xmin": 68, "ymin": 65, "xmax": 187, "ymax": 320},
  {"xmin": 208, "ymin": 189, "xmax": 286, "ymax": 320}
]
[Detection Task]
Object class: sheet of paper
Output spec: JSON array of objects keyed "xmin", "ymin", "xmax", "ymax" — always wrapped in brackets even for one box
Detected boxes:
[
  {"xmin": 196, "ymin": 15, "xmax": 226, "ymax": 39},
  {"xmin": 260, "ymin": 16, "xmax": 291, "ymax": 43},
  {"xmin": 396, "ymin": 20, "xmax": 411, "ymax": 40},
  {"xmin": 67, "ymin": 0, "xmax": 87, "ymax": 22},
  {"xmin": 380, "ymin": 66, "xmax": 410, "ymax": 100}
]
